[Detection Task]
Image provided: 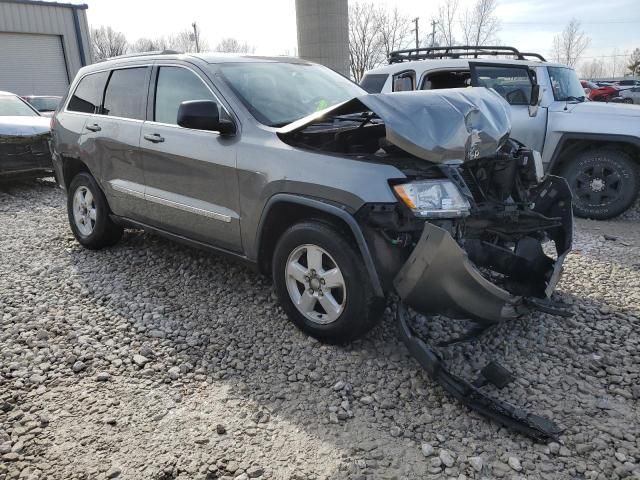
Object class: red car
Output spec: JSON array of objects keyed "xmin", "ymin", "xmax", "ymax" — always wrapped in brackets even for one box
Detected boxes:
[{"xmin": 580, "ymin": 80, "xmax": 619, "ymax": 102}]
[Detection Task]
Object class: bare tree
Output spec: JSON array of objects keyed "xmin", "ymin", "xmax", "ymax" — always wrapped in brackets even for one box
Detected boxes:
[
  {"xmin": 215, "ymin": 38, "xmax": 255, "ymax": 54},
  {"xmin": 91, "ymin": 26, "xmax": 128, "ymax": 61},
  {"xmin": 378, "ymin": 7, "xmax": 414, "ymax": 59},
  {"xmin": 551, "ymin": 19, "xmax": 590, "ymax": 67},
  {"xmin": 581, "ymin": 58, "xmax": 606, "ymax": 79},
  {"xmin": 461, "ymin": 0, "xmax": 500, "ymax": 47},
  {"xmin": 129, "ymin": 36, "xmax": 169, "ymax": 53},
  {"xmin": 166, "ymin": 29, "xmax": 208, "ymax": 53},
  {"xmin": 628, "ymin": 48, "xmax": 640, "ymax": 76},
  {"xmin": 349, "ymin": 1, "xmax": 384, "ymax": 82},
  {"xmin": 436, "ymin": 0, "xmax": 459, "ymax": 47}
]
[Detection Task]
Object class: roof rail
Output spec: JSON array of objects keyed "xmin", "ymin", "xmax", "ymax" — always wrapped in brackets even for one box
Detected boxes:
[
  {"xmin": 96, "ymin": 49, "xmax": 183, "ymax": 63},
  {"xmin": 388, "ymin": 46, "xmax": 546, "ymax": 64}
]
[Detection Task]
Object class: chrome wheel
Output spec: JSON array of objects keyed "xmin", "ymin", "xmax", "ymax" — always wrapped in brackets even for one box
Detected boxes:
[
  {"xmin": 285, "ymin": 244, "xmax": 346, "ymax": 325},
  {"xmin": 72, "ymin": 186, "xmax": 96, "ymax": 236}
]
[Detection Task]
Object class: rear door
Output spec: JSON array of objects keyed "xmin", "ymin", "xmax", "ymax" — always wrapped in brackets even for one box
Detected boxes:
[
  {"xmin": 139, "ymin": 63, "xmax": 241, "ymax": 251},
  {"xmin": 85, "ymin": 66, "xmax": 151, "ymax": 220},
  {"xmin": 469, "ymin": 62, "xmax": 547, "ymax": 153}
]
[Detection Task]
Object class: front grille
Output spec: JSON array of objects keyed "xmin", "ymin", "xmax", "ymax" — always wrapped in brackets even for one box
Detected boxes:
[{"xmin": 459, "ymin": 167, "xmax": 484, "ymax": 201}]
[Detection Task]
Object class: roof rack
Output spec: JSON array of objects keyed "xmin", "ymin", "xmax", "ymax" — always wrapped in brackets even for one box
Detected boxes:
[
  {"xmin": 97, "ymin": 50, "xmax": 183, "ymax": 63},
  {"xmin": 388, "ymin": 46, "xmax": 546, "ymax": 64}
]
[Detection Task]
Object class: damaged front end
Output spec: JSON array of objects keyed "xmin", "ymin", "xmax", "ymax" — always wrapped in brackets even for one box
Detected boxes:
[{"xmin": 279, "ymin": 88, "xmax": 573, "ymax": 440}]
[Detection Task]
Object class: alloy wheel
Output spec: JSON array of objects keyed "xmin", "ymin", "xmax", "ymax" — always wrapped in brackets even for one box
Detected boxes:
[
  {"xmin": 285, "ymin": 244, "xmax": 346, "ymax": 325},
  {"xmin": 72, "ymin": 186, "xmax": 97, "ymax": 236}
]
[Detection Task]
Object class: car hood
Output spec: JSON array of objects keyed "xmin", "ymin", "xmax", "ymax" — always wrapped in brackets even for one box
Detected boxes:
[
  {"xmin": 0, "ymin": 116, "xmax": 50, "ymax": 136},
  {"xmin": 279, "ymin": 88, "xmax": 512, "ymax": 163},
  {"xmin": 567, "ymin": 100, "xmax": 640, "ymax": 118}
]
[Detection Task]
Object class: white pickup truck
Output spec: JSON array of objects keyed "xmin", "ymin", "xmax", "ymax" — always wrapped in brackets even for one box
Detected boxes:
[{"xmin": 363, "ymin": 46, "xmax": 640, "ymax": 219}]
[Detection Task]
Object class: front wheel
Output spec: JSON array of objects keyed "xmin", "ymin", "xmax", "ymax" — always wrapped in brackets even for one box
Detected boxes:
[
  {"xmin": 272, "ymin": 221, "xmax": 384, "ymax": 344},
  {"xmin": 67, "ymin": 172, "xmax": 123, "ymax": 249},
  {"xmin": 562, "ymin": 149, "xmax": 639, "ymax": 219}
]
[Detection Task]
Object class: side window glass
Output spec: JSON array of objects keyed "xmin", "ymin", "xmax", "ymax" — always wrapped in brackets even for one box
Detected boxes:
[
  {"xmin": 360, "ymin": 74, "xmax": 388, "ymax": 93},
  {"xmin": 102, "ymin": 67, "xmax": 148, "ymax": 120},
  {"xmin": 67, "ymin": 71, "xmax": 109, "ymax": 114},
  {"xmin": 392, "ymin": 71, "xmax": 415, "ymax": 92},
  {"xmin": 154, "ymin": 66, "xmax": 215, "ymax": 125},
  {"xmin": 473, "ymin": 66, "xmax": 533, "ymax": 105}
]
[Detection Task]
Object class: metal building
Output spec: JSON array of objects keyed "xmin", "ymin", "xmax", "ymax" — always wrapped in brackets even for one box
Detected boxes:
[
  {"xmin": 295, "ymin": 0, "xmax": 349, "ymax": 76},
  {"xmin": 0, "ymin": 0, "xmax": 91, "ymax": 96}
]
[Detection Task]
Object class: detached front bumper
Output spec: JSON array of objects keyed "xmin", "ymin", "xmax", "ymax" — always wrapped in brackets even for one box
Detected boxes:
[
  {"xmin": 393, "ymin": 175, "xmax": 573, "ymax": 324},
  {"xmin": 394, "ymin": 223, "xmax": 523, "ymax": 323}
]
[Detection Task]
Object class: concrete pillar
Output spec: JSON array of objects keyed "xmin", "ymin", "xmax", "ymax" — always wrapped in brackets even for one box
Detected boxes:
[{"xmin": 295, "ymin": 0, "xmax": 349, "ymax": 76}]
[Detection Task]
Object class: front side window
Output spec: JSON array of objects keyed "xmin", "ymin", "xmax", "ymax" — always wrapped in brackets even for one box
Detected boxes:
[
  {"xmin": 472, "ymin": 65, "xmax": 534, "ymax": 105},
  {"xmin": 0, "ymin": 95, "xmax": 38, "ymax": 117},
  {"xmin": 219, "ymin": 62, "xmax": 365, "ymax": 127},
  {"xmin": 547, "ymin": 67, "xmax": 586, "ymax": 102},
  {"xmin": 154, "ymin": 67, "xmax": 216, "ymax": 125},
  {"xmin": 102, "ymin": 67, "xmax": 149, "ymax": 120},
  {"xmin": 68, "ymin": 71, "xmax": 109, "ymax": 114}
]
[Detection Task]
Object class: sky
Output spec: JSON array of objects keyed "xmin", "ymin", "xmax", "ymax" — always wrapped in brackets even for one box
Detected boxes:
[{"xmin": 81, "ymin": 0, "xmax": 639, "ymax": 62}]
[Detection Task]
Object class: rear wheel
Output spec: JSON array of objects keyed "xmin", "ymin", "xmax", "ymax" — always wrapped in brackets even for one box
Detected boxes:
[
  {"xmin": 562, "ymin": 149, "xmax": 639, "ymax": 219},
  {"xmin": 67, "ymin": 172, "xmax": 123, "ymax": 249},
  {"xmin": 272, "ymin": 220, "xmax": 384, "ymax": 344}
]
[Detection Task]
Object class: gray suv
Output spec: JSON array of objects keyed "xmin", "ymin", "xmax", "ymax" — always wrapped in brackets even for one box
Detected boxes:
[{"xmin": 51, "ymin": 52, "xmax": 573, "ymax": 344}]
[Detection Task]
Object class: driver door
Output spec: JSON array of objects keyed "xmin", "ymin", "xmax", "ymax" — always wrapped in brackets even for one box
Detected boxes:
[
  {"xmin": 139, "ymin": 63, "xmax": 241, "ymax": 251},
  {"xmin": 469, "ymin": 62, "xmax": 547, "ymax": 153}
]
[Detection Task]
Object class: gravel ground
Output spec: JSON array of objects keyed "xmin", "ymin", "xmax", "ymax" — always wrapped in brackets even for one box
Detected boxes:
[{"xmin": 1, "ymin": 180, "xmax": 639, "ymax": 480}]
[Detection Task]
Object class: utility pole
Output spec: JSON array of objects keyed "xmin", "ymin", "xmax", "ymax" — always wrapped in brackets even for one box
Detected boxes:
[
  {"xmin": 430, "ymin": 19, "xmax": 438, "ymax": 47},
  {"xmin": 412, "ymin": 17, "xmax": 419, "ymax": 49},
  {"xmin": 192, "ymin": 22, "xmax": 200, "ymax": 53}
]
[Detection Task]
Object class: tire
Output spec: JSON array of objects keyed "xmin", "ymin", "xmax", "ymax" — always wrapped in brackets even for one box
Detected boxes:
[
  {"xmin": 272, "ymin": 220, "xmax": 384, "ymax": 344},
  {"xmin": 67, "ymin": 172, "xmax": 123, "ymax": 249},
  {"xmin": 561, "ymin": 149, "xmax": 639, "ymax": 219}
]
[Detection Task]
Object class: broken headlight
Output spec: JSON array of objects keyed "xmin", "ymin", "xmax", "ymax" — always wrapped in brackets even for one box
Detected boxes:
[{"xmin": 394, "ymin": 179, "xmax": 470, "ymax": 218}]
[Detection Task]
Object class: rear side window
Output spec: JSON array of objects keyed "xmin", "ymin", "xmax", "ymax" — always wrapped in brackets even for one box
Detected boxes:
[
  {"xmin": 102, "ymin": 67, "xmax": 149, "ymax": 120},
  {"xmin": 360, "ymin": 74, "xmax": 388, "ymax": 93},
  {"xmin": 154, "ymin": 66, "xmax": 215, "ymax": 125},
  {"xmin": 392, "ymin": 71, "xmax": 415, "ymax": 92},
  {"xmin": 67, "ymin": 71, "xmax": 109, "ymax": 114}
]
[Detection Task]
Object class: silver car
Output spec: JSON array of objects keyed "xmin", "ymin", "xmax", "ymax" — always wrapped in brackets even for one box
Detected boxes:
[
  {"xmin": 619, "ymin": 86, "xmax": 640, "ymax": 105},
  {"xmin": 51, "ymin": 52, "xmax": 572, "ymax": 344}
]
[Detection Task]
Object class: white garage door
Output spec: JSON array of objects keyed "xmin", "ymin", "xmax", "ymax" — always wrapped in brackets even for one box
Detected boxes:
[{"xmin": 0, "ymin": 32, "xmax": 70, "ymax": 96}]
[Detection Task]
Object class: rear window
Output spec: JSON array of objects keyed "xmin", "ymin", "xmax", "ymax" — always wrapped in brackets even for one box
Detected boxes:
[
  {"xmin": 29, "ymin": 97, "xmax": 60, "ymax": 112},
  {"xmin": 360, "ymin": 74, "xmax": 388, "ymax": 93},
  {"xmin": 67, "ymin": 71, "xmax": 109, "ymax": 114},
  {"xmin": 102, "ymin": 67, "xmax": 149, "ymax": 120}
]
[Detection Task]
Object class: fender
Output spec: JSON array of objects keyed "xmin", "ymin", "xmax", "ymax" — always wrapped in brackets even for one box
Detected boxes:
[
  {"xmin": 255, "ymin": 193, "xmax": 385, "ymax": 298},
  {"xmin": 547, "ymin": 133, "xmax": 640, "ymax": 173}
]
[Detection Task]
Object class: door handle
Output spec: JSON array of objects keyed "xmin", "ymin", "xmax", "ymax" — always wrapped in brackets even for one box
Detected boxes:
[
  {"xmin": 143, "ymin": 133, "xmax": 165, "ymax": 143},
  {"xmin": 85, "ymin": 123, "xmax": 101, "ymax": 132}
]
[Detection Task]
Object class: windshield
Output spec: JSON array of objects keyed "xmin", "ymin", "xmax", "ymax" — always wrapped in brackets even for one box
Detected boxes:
[
  {"xmin": 0, "ymin": 95, "xmax": 38, "ymax": 117},
  {"xmin": 28, "ymin": 97, "xmax": 60, "ymax": 111},
  {"xmin": 219, "ymin": 62, "xmax": 365, "ymax": 127},
  {"xmin": 548, "ymin": 67, "xmax": 586, "ymax": 101}
]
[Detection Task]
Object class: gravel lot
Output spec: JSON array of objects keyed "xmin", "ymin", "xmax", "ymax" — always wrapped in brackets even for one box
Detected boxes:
[{"xmin": 1, "ymin": 180, "xmax": 639, "ymax": 480}]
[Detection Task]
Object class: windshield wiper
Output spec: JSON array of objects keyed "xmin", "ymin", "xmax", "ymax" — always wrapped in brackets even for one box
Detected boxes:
[{"xmin": 564, "ymin": 96, "xmax": 585, "ymax": 102}]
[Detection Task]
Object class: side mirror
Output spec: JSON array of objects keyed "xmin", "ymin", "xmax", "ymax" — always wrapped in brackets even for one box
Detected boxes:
[
  {"xmin": 177, "ymin": 100, "xmax": 236, "ymax": 135},
  {"xmin": 528, "ymin": 84, "xmax": 541, "ymax": 117}
]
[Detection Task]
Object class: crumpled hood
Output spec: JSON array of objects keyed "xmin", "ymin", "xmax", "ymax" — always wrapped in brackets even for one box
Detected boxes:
[
  {"xmin": 0, "ymin": 116, "xmax": 50, "ymax": 136},
  {"xmin": 280, "ymin": 88, "xmax": 512, "ymax": 163}
]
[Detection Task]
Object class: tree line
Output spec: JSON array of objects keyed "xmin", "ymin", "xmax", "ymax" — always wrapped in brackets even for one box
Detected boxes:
[
  {"xmin": 90, "ymin": 25, "xmax": 255, "ymax": 61},
  {"xmin": 349, "ymin": 0, "xmax": 639, "ymax": 81}
]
